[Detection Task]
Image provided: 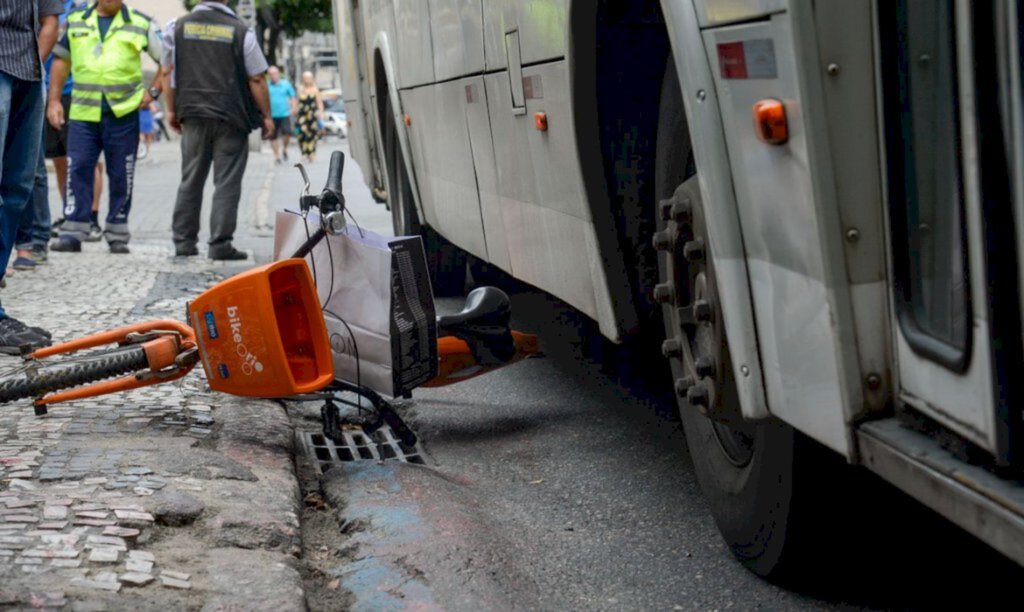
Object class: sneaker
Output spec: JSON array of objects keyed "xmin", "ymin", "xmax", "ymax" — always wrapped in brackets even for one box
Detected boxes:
[
  {"xmin": 175, "ymin": 245, "xmax": 199, "ymax": 257},
  {"xmin": 84, "ymin": 223, "xmax": 103, "ymax": 242},
  {"xmin": 50, "ymin": 237, "xmax": 82, "ymax": 252},
  {"xmin": 51, "ymin": 217, "xmax": 65, "ymax": 238},
  {"xmin": 31, "ymin": 245, "xmax": 48, "ymax": 263},
  {"xmin": 208, "ymin": 246, "xmax": 247, "ymax": 261},
  {"xmin": 283, "ymin": 151, "xmax": 289, "ymax": 162},
  {"xmin": 109, "ymin": 242, "xmax": 130, "ymax": 254},
  {"xmin": 0, "ymin": 317, "xmax": 52, "ymax": 354},
  {"xmin": 12, "ymin": 255, "xmax": 36, "ymax": 271}
]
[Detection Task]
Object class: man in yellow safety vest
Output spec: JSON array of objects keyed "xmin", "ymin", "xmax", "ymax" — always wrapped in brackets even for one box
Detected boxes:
[{"xmin": 46, "ymin": 0, "xmax": 162, "ymax": 254}]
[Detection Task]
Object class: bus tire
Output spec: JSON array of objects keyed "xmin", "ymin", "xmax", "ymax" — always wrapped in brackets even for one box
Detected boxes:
[{"xmin": 655, "ymin": 60, "xmax": 842, "ymax": 583}]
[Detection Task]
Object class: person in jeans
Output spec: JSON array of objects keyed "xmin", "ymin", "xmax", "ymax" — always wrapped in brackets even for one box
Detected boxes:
[
  {"xmin": 47, "ymin": 0, "xmax": 163, "ymax": 255},
  {"xmin": 267, "ymin": 65, "xmax": 296, "ymax": 165},
  {"xmin": 0, "ymin": 0, "xmax": 63, "ymax": 352},
  {"xmin": 11, "ymin": 146, "xmax": 52, "ymax": 271},
  {"xmin": 163, "ymin": 0, "xmax": 273, "ymax": 261}
]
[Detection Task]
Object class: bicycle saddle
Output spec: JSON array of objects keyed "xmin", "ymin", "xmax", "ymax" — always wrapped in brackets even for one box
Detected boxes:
[{"xmin": 437, "ymin": 287, "xmax": 516, "ymax": 366}]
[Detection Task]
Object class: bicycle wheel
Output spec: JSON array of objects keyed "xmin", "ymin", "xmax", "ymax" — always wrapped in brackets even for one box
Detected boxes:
[{"xmin": 0, "ymin": 345, "xmax": 149, "ymax": 405}]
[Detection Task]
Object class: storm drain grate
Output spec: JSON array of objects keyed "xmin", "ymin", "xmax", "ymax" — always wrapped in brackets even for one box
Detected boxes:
[{"xmin": 298, "ymin": 426, "xmax": 426, "ymax": 474}]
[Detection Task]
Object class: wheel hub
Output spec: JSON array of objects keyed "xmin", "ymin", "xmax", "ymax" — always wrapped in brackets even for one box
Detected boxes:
[{"xmin": 654, "ymin": 177, "xmax": 754, "ymax": 463}]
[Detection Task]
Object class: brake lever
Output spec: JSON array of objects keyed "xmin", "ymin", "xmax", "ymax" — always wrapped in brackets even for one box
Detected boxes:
[{"xmin": 295, "ymin": 163, "xmax": 317, "ymax": 219}]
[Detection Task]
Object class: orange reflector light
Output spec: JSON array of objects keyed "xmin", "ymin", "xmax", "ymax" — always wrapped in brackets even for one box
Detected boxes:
[
  {"xmin": 534, "ymin": 111, "xmax": 548, "ymax": 132},
  {"xmin": 403, "ymin": 114, "xmax": 412, "ymax": 126},
  {"xmin": 752, "ymin": 98, "xmax": 788, "ymax": 145}
]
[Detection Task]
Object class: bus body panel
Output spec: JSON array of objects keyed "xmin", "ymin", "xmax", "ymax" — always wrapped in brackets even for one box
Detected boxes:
[
  {"xmin": 400, "ymin": 80, "xmax": 489, "ymax": 260},
  {"xmin": 429, "ymin": 0, "xmax": 486, "ymax": 82},
  {"xmin": 482, "ymin": 0, "xmax": 568, "ymax": 71},
  {"xmin": 693, "ymin": 0, "xmax": 786, "ymax": 27},
  {"xmin": 393, "ymin": 0, "xmax": 435, "ymax": 88}
]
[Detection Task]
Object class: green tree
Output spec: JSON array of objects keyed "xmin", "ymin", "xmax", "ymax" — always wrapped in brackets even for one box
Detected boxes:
[{"xmin": 182, "ymin": 0, "xmax": 333, "ymax": 66}]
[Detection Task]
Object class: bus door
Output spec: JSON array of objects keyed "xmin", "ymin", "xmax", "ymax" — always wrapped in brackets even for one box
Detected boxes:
[{"xmin": 880, "ymin": 0, "xmax": 1024, "ymax": 465}]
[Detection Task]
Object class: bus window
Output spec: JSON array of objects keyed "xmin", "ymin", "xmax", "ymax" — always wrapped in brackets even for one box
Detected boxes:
[{"xmin": 882, "ymin": 0, "xmax": 970, "ymax": 368}]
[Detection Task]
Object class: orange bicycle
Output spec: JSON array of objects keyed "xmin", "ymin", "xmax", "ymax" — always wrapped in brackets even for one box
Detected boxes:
[{"xmin": 0, "ymin": 152, "xmax": 538, "ymax": 445}]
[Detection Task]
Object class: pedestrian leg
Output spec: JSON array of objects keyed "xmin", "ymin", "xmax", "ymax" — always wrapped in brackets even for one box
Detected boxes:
[
  {"xmin": 56, "ymin": 120, "xmax": 102, "ymax": 247},
  {"xmin": 0, "ymin": 77, "xmax": 45, "ymax": 305},
  {"xmin": 99, "ymin": 112, "xmax": 140, "ymax": 249},
  {"xmin": 172, "ymin": 119, "xmax": 215, "ymax": 255},
  {"xmin": 13, "ymin": 147, "xmax": 49, "ymax": 269},
  {"xmin": 207, "ymin": 122, "xmax": 248, "ymax": 259}
]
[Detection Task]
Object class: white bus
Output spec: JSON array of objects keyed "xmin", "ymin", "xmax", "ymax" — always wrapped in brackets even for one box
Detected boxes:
[{"xmin": 333, "ymin": 0, "xmax": 1024, "ymax": 580}]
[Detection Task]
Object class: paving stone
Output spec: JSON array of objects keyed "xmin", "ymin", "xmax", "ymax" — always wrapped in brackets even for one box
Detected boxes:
[
  {"xmin": 87, "ymin": 548, "xmax": 119, "ymax": 563},
  {"xmin": 71, "ymin": 577, "xmax": 121, "ymax": 592},
  {"xmin": 75, "ymin": 511, "xmax": 109, "ymax": 520},
  {"xmin": 39, "ymin": 521, "xmax": 70, "ymax": 530},
  {"xmin": 125, "ymin": 558, "xmax": 153, "ymax": 574},
  {"xmin": 113, "ymin": 510, "xmax": 154, "ymax": 523},
  {"xmin": 72, "ymin": 519, "xmax": 115, "ymax": 527},
  {"xmin": 43, "ymin": 506, "xmax": 68, "ymax": 520},
  {"xmin": 86, "ymin": 535, "xmax": 127, "ymax": 550},
  {"xmin": 160, "ymin": 576, "xmax": 191, "ymax": 590},
  {"xmin": 101, "ymin": 526, "xmax": 140, "ymax": 539},
  {"xmin": 127, "ymin": 550, "xmax": 154, "ymax": 562},
  {"xmin": 133, "ymin": 487, "xmax": 155, "ymax": 496},
  {"xmin": 51, "ymin": 558, "xmax": 83, "ymax": 568},
  {"xmin": 119, "ymin": 572, "xmax": 154, "ymax": 586},
  {"xmin": 162, "ymin": 570, "xmax": 191, "ymax": 581},
  {"xmin": 123, "ymin": 467, "xmax": 153, "ymax": 476},
  {"xmin": 21, "ymin": 548, "xmax": 80, "ymax": 559},
  {"xmin": 3, "ymin": 516, "xmax": 39, "ymax": 524},
  {"xmin": 7, "ymin": 479, "xmax": 34, "ymax": 491}
]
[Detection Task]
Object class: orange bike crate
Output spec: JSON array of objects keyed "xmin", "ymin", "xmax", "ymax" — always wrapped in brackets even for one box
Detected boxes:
[{"xmin": 186, "ymin": 258, "xmax": 333, "ymax": 397}]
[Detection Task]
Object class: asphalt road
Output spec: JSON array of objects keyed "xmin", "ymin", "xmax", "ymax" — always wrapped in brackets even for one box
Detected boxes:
[{"xmin": 303, "ymin": 140, "xmax": 1024, "ymax": 610}]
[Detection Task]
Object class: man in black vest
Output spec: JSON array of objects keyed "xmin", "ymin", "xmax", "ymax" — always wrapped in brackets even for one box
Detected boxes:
[{"xmin": 162, "ymin": 0, "xmax": 273, "ymax": 260}]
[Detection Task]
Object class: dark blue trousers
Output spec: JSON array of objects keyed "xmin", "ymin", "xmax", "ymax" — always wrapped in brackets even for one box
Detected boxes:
[{"xmin": 61, "ymin": 111, "xmax": 138, "ymax": 245}]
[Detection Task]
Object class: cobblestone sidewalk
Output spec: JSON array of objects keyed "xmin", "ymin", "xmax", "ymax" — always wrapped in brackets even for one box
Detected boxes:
[{"xmin": 0, "ymin": 243, "xmax": 305, "ymax": 610}]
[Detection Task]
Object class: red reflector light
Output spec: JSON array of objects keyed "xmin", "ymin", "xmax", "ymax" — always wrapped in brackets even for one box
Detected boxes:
[
  {"xmin": 534, "ymin": 112, "xmax": 548, "ymax": 132},
  {"xmin": 752, "ymin": 98, "xmax": 788, "ymax": 145}
]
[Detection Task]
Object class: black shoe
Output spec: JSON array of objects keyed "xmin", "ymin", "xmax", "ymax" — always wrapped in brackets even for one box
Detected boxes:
[
  {"xmin": 51, "ymin": 217, "xmax": 65, "ymax": 239},
  {"xmin": 109, "ymin": 242, "xmax": 130, "ymax": 254},
  {"xmin": 175, "ymin": 245, "xmax": 199, "ymax": 257},
  {"xmin": 50, "ymin": 237, "xmax": 82, "ymax": 252},
  {"xmin": 0, "ymin": 317, "xmax": 52, "ymax": 354},
  {"xmin": 209, "ymin": 247, "xmax": 247, "ymax": 261}
]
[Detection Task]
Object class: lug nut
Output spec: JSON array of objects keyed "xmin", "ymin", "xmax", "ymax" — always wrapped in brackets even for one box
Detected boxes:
[
  {"xmin": 687, "ymin": 382, "xmax": 709, "ymax": 406},
  {"xmin": 662, "ymin": 337, "xmax": 682, "ymax": 358},
  {"xmin": 652, "ymin": 230, "xmax": 673, "ymax": 252},
  {"xmin": 695, "ymin": 355, "xmax": 716, "ymax": 378},
  {"xmin": 683, "ymin": 239, "xmax": 704, "ymax": 262},
  {"xmin": 670, "ymin": 200, "xmax": 690, "ymax": 223},
  {"xmin": 693, "ymin": 299, "xmax": 712, "ymax": 323},
  {"xmin": 659, "ymin": 199, "xmax": 674, "ymax": 221},
  {"xmin": 674, "ymin": 376, "xmax": 695, "ymax": 397},
  {"xmin": 653, "ymin": 282, "xmax": 675, "ymax": 304}
]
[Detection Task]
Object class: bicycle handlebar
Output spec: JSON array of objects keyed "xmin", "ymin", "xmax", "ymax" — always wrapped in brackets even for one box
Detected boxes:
[{"xmin": 326, "ymin": 151, "xmax": 345, "ymax": 201}]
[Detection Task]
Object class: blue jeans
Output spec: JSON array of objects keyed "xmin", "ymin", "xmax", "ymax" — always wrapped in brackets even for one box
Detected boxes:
[
  {"xmin": 15, "ymin": 143, "xmax": 52, "ymax": 251},
  {"xmin": 60, "ymin": 111, "xmax": 138, "ymax": 245},
  {"xmin": 0, "ymin": 73, "xmax": 45, "ymax": 317}
]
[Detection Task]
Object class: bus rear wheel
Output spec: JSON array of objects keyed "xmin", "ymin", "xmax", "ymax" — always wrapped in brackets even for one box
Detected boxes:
[{"xmin": 654, "ymin": 62, "xmax": 842, "ymax": 583}]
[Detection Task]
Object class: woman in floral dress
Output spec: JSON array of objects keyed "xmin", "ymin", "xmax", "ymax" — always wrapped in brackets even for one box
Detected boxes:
[{"xmin": 296, "ymin": 72, "xmax": 325, "ymax": 163}]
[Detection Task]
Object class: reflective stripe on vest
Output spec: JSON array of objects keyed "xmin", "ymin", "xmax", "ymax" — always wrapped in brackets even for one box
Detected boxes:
[{"xmin": 67, "ymin": 7, "xmax": 149, "ymax": 122}]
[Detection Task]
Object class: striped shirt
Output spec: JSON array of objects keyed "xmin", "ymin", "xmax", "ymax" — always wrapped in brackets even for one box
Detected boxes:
[{"xmin": 0, "ymin": 0, "xmax": 64, "ymax": 81}]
